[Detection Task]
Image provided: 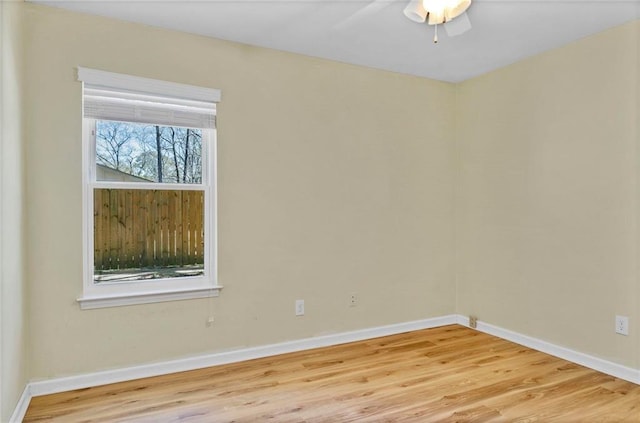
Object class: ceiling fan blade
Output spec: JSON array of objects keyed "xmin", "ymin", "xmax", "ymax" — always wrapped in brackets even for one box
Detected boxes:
[
  {"xmin": 333, "ymin": 0, "xmax": 394, "ymax": 30},
  {"xmin": 444, "ymin": 11, "xmax": 472, "ymax": 37}
]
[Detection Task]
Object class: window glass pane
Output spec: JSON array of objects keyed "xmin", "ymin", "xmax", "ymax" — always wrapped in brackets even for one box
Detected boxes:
[
  {"xmin": 95, "ymin": 120, "xmax": 203, "ymax": 184},
  {"xmin": 93, "ymin": 188, "xmax": 205, "ymax": 283}
]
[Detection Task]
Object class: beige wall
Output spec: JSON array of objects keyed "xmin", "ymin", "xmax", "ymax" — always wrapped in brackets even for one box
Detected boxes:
[
  {"xmin": 456, "ymin": 21, "xmax": 639, "ymax": 368},
  {"xmin": 23, "ymin": 4, "xmax": 456, "ymax": 379},
  {"xmin": 0, "ymin": 0, "xmax": 29, "ymax": 420}
]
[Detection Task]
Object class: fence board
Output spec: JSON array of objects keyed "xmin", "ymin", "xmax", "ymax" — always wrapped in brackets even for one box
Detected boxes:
[
  {"xmin": 101, "ymin": 190, "xmax": 110, "ymax": 269},
  {"xmin": 161, "ymin": 190, "xmax": 169, "ymax": 267},
  {"xmin": 118, "ymin": 189, "xmax": 126, "ymax": 268},
  {"xmin": 139, "ymin": 190, "xmax": 148, "ymax": 268},
  {"xmin": 175, "ymin": 191, "xmax": 183, "ymax": 266},
  {"xmin": 94, "ymin": 189, "xmax": 204, "ymax": 271},
  {"xmin": 183, "ymin": 191, "xmax": 191, "ymax": 262},
  {"xmin": 94, "ymin": 190, "xmax": 102, "ymax": 269},
  {"xmin": 124, "ymin": 189, "xmax": 134, "ymax": 269},
  {"xmin": 109, "ymin": 190, "xmax": 119, "ymax": 269},
  {"xmin": 193, "ymin": 192, "xmax": 204, "ymax": 264}
]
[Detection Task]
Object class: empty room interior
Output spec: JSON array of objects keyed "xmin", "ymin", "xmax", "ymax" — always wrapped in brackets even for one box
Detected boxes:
[{"xmin": 1, "ymin": 0, "xmax": 640, "ymax": 421}]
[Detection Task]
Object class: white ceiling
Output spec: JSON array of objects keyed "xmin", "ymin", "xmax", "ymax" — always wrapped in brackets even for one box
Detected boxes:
[{"xmin": 28, "ymin": 0, "xmax": 640, "ymax": 82}]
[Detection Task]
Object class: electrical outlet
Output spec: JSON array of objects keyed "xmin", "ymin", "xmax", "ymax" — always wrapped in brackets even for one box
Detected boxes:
[
  {"xmin": 205, "ymin": 316, "xmax": 215, "ymax": 327},
  {"xmin": 350, "ymin": 293, "xmax": 357, "ymax": 307},
  {"xmin": 295, "ymin": 299, "xmax": 305, "ymax": 316},
  {"xmin": 615, "ymin": 315, "xmax": 629, "ymax": 336},
  {"xmin": 469, "ymin": 316, "xmax": 477, "ymax": 329}
]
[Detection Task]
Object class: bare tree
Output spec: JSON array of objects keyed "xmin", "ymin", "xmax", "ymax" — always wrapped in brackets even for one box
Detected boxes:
[
  {"xmin": 155, "ymin": 125, "xmax": 163, "ymax": 183},
  {"xmin": 96, "ymin": 121, "xmax": 135, "ymax": 172},
  {"xmin": 167, "ymin": 127, "xmax": 181, "ymax": 182},
  {"xmin": 183, "ymin": 129, "xmax": 190, "ymax": 183}
]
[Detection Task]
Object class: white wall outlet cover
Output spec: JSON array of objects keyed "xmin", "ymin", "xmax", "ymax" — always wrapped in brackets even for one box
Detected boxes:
[
  {"xmin": 615, "ymin": 315, "xmax": 629, "ymax": 336},
  {"xmin": 295, "ymin": 299, "xmax": 305, "ymax": 316}
]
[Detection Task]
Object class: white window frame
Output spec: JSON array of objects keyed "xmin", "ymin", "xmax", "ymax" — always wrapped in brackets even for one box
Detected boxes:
[{"xmin": 76, "ymin": 68, "xmax": 222, "ymax": 309}]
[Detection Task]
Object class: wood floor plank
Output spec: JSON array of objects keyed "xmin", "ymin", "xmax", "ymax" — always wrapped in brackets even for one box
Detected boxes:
[{"xmin": 24, "ymin": 325, "xmax": 640, "ymax": 422}]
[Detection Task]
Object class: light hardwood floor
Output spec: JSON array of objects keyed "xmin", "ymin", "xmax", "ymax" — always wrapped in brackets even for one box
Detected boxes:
[{"xmin": 24, "ymin": 325, "xmax": 640, "ymax": 422}]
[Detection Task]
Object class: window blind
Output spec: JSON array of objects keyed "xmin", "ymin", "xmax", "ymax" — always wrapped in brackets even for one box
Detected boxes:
[{"xmin": 78, "ymin": 67, "xmax": 220, "ymax": 129}]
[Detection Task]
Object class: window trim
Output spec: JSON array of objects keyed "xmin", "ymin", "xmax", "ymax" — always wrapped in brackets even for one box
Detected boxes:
[
  {"xmin": 76, "ymin": 69, "xmax": 222, "ymax": 309},
  {"xmin": 77, "ymin": 67, "xmax": 221, "ymax": 103}
]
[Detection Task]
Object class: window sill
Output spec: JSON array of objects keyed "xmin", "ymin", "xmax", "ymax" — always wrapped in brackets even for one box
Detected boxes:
[{"xmin": 77, "ymin": 286, "xmax": 223, "ymax": 310}]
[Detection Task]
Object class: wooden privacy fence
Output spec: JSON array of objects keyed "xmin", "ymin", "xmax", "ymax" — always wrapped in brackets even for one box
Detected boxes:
[{"xmin": 94, "ymin": 189, "xmax": 204, "ymax": 271}]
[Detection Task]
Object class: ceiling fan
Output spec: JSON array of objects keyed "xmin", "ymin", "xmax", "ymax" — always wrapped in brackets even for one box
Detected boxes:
[
  {"xmin": 403, "ymin": 0, "xmax": 473, "ymax": 43},
  {"xmin": 334, "ymin": 0, "xmax": 473, "ymax": 44}
]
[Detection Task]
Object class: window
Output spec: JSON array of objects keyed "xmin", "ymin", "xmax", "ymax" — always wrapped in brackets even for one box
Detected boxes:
[{"xmin": 77, "ymin": 67, "xmax": 222, "ymax": 309}]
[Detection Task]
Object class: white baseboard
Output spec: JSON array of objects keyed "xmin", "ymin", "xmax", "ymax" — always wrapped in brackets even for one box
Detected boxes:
[
  {"xmin": 9, "ymin": 385, "xmax": 31, "ymax": 423},
  {"xmin": 28, "ymin": 315, "xmax": 458, "ymax": 397},
  {"xmin": 455, "ymin": 315, "xmax": 640, "ymax": 385},
  {"xmin": 12, "ymin": 313, "xmax": 640, "ymax": 421}
]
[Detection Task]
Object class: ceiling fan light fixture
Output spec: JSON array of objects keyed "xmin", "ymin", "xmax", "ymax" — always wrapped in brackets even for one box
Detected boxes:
[
  {"xmin": 403, "ymin": 0, "xmax": 427, "ymax": 23},
  {"xmin": 427, "ymin": 10, "xmax": 445, "ymax": 25},
  {"xmin": 422, "ymin": 0, "xmax": 471, "ymax": 24},
  {"xmin": 403, "ymin": 0, "xmax": 472, "ymax": 43}
]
